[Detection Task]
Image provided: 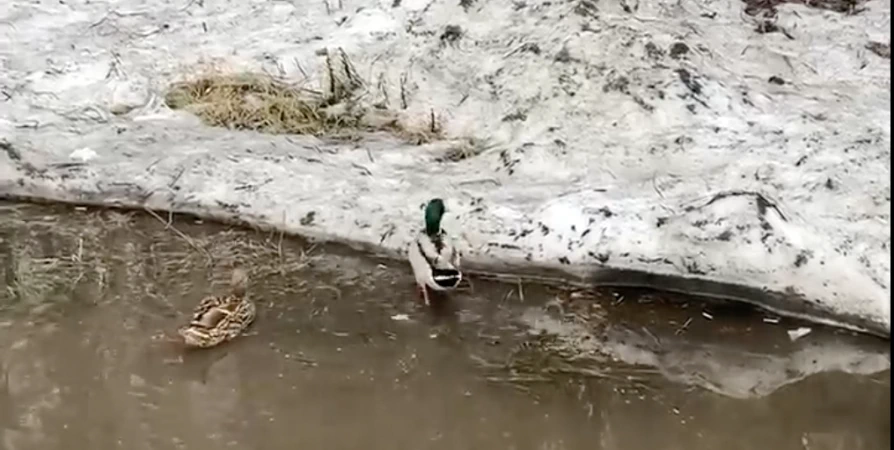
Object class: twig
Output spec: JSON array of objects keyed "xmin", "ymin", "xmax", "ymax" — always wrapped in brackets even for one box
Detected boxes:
[
  {"xmin": 293, "ymin": 58, "xmax": 309, "ymax": 81},
  {"xmin": 132, "ymin": 26, "xmax": 165, "ymax": 38},
  {"xmin": 485, "ymin": 375, "xmax": 551, "ymax": 383},
  {"xmin": 315, "ymin": 284, "xmax": 342, "ymax": 300},
  {"xmin": 375, "ymin": 71, "xmax": 390, "ymax": 108},
  {"xmin": 399, "ymin": 72, "xmax": 408, "ymax": 109},
  {"xmin": 277, "ymin": 215, "xmax": 286, "ymax": 254},
  {"xmin": 179, "ymin": 0, "xmax": 204, "ymax": 11},
  {"xmin": 651, "ymin": 172, "xmax": 665, "ymax": 199},
  {"xmin": 276, "ymin": 212, "xmax": 287, "ymax": 272},
  {"xmin": 143, "ymin": 207, "xmax": 213, "ymax": 264},
  {"xmin": 642, "ymin": 326, "xmax": 661, "ymax": 346},
  {"xmin": 337, "ymin": 47, "xmax": 362, "ymax": 91},
  {"xmin": 502, "ymin": 288, "xmax": 514, "ymax": 303},
  {"xmin": 323, "ymin": 50, "xmax": 336, "ymax": 100},
  {"xmin": 168, "ymin": 165, "xmax": 187, "ymax": 189},
  {"xmin": 351, "ymin": 162, "xmax": 372, "ymax": 176},
  {"xmin": 457, "ymin": 178, "xmax": 502, "ymax": 187},
  {"xmin": 675, "ymin": 317, "xmax": 693, "ymax": 335},
  {"xmin": 73, "ymin": 238, "xmax": 83, "ymax": 263}
]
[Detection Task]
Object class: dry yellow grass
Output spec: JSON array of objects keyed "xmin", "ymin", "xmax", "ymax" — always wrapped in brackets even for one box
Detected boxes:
[
  {"xmin": 164, "ymin": 73, "xmax": 358, "ymax": 136},
  {"xmin": 164, "ymin": 51, "xmax": 444, "ymax": 143},
  {"xmin": 165, "ymin": 72, "xmax": 447, "ymax": 144}
]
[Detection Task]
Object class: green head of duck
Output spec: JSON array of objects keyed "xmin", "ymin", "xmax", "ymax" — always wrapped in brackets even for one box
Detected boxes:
[{"xmin": 424, "ymin": 198, "xmax": 446, "ymax": 236}]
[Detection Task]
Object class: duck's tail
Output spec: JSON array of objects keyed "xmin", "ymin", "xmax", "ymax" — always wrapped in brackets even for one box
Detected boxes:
[
  {"xmin": 178, "ymin": 326, "xmax": 212, "ymax": 348},
  {"xmin": 177, "ymin": 326, "xmax": 218, "ymax": 348},
  {"xmin": 431, "ymin": 268, "xmax": 462, "ymax": 289}
]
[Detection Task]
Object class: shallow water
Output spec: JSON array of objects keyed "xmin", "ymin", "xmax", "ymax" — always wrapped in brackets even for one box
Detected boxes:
[{"xmin": 0, "ymin": 202, "xmax": 889, "ymax": 450}]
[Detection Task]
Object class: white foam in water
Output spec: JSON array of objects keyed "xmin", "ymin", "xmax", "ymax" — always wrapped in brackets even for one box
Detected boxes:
[{"xmin": 0, "ymin": 0, "xmax": 889, "ymax": 335}]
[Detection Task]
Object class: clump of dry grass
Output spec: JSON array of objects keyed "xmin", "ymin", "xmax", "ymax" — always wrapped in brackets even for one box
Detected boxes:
[
  {"xmin": 6, "ymin": 250, "xmax": 76, "ymax": 304},
  {"xmin": 165, "ymin": 74, "xmax": 361, "ymax": 136},
  {"xmin": 433, "ymin": 137, "xmax": 494, "ymax": 162},
  {"xmin": 0, "ymin": 205, "xmax": 96, "ymax": 311},
  {"xmin": 165, "ymin": 74, "xmax": 335, "ymax": 135},
  {"xmin": 164, "ymin": 49, "xmax": 443, "ymax": 144}
]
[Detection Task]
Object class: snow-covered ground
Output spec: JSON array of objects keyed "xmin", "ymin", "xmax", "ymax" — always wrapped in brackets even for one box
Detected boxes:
[{"xmin": 0, "ymin": 0, "xmax": 889, "ymax": 335}]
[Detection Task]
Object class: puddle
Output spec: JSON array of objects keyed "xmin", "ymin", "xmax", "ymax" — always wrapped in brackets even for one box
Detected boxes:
[{"xmin": 0, "ymin": 202, "xmax": 889, "ymax": 450}]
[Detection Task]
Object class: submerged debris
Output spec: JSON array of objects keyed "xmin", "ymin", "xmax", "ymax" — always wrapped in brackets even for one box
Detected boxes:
[
  {"xmin": 788, "ymin": 327, "xmax": 812, "ymax": 341},
  {"xmin": 0, "ymin": 204, "xmax": 321, "ymax": 316}
]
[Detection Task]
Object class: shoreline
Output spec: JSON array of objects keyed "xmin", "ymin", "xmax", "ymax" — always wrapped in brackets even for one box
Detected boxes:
[{"xmin": 1, "ymin": 194, "xmax": 887, "ymax": 339}]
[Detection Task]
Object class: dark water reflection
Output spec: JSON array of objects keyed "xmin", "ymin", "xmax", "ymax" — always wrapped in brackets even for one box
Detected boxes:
[{"xmin": 0, "ymin": 202, "xmax": 888, "ymax": 450}]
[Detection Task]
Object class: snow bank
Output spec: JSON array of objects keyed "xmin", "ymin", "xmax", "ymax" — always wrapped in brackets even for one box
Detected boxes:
[{"xmin": 0, "ymin": 0, "xmax": 889, "ymax": 335}]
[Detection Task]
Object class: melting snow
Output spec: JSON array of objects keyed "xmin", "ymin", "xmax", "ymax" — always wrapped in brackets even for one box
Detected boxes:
[{"xmin": 0, "ymin": 0, "xmax": 889, "ymax": 336}]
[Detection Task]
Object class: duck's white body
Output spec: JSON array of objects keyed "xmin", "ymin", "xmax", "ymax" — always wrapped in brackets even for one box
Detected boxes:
[{"xmin": 408, "ymin": 228, "xmax": 463, "ymax": 304}]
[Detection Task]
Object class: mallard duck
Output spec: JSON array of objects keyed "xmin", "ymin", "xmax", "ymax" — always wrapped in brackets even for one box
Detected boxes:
[
  {"xmin": 178, "ymin": 268, "xmax": 256, "ymax": 348},
  {"xmin": 408, "ymin": 198, "xmax": 463, "ymax": 305}
]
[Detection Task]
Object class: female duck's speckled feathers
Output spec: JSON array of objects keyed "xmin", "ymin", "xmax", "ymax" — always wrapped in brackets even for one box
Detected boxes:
[
  {"xmin": 178, "ymin": 268, "xmax": 256, "ymax": 348},
  {"xmin": 408, "ymin": 198, "xmax": 463, "ymax": 305}
]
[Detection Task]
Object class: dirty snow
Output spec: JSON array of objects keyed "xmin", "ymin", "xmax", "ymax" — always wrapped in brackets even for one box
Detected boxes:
[{"xmin": 0, "ymin": 0, "xmax": 889, "ymax": 335}]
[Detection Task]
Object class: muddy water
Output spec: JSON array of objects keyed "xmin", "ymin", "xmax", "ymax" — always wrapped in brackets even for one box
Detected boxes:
[{"xmin": 0, "ymin": 202, "xmax": 888, "ymax": 450}]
